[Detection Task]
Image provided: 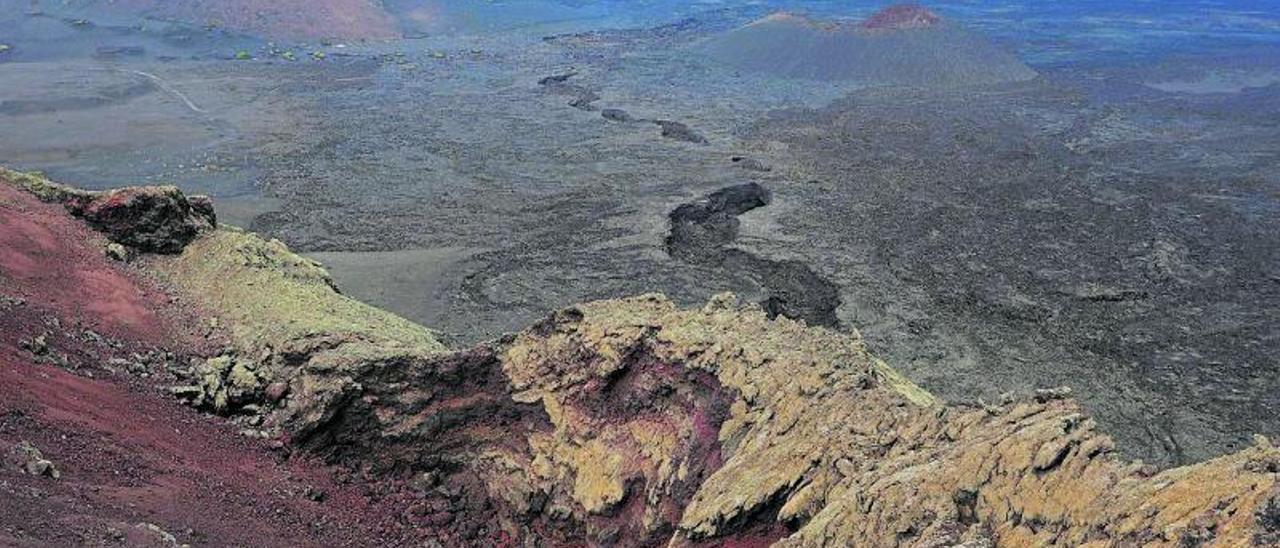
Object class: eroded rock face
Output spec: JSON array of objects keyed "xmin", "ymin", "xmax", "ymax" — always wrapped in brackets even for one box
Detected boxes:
[
  {"xmin": 155, "ymin": 236, "xmax": 1280, "ymax": 545},
  {"xmin": 139, "ymin": 212, "xmax": 1279, "ymax": 546},
  {"xmin": 171, "ymin": 355, "xmax": 271, "ymax": 414},
  {"xmin": 0, "ymin": 168, "xmax": 215, "ymax": 254},
  {"xmin": 8, "ymin": 173, "xmax": 1279, "ymax": 546},
  {"xmin": 63, "ymin": 186, "xmax": 216, "ymax": 254}
]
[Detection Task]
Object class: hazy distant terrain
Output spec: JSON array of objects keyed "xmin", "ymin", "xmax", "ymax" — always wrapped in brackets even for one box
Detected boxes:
[
  {"xmin": 700, "ymin": 10, "xmax": 1037, "ymax": 84},
  {"xmin": 2, "ymin": 1, "xmax": 1279, "ymax": 469}
]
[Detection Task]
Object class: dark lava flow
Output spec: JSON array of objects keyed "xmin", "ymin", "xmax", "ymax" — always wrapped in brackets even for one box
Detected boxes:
[{"xmin": 665, "ymin": 183, "xmax": 841, "ymax": 328}]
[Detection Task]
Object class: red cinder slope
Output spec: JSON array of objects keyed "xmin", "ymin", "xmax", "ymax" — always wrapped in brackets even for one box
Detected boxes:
[
  {"xmin": 0, "ymin": 176, "xmax": 420, "ymax": 547},
  {"xmin": 0, "ymin": 182, "xmax": 178, "ymax": 345},
  {"xmin": 0, "ymin": 352, "xmax": 420, "ymax": 547}
]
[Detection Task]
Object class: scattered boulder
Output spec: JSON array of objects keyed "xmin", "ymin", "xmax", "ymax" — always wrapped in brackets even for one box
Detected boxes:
[
  {"xmin": 63, "ymin": 186, "xmax": 216, "ymax": 254},
  {"xmin": 6, "ymin": 442, "xmax": 60, "ymax": 480},
  {"xmin": 171, "ymin": 355, "xmax": 267, "ymax": 414},
  {"xmin": 601, "ymin": 108, "xmax": 633, "ymax": 122},
  {"xmin": 1033, "ymin": 386, "xmax": 1073, "ymax": 403},
  {"xmin": 731, "ymin": 156, "xmax": 772, "ymax": 172},
  {"xmin": 19, "ymin": 335, "xmax": 49, "ymax": 356},
  {"xmin": 653, "ymin": 120, "xmax": 708, "ymax": 144},
  {"xmin": 666, "ymin": 182, "xmax": 773, "ymax": 252},
  {"xmin": 304, "ymin": 486, "xmax": 328, "ymax": 502},
  {"xmin": 133, "ymin": 523, "xmax": 180, "ymax": 547},
  {"xmin": 567, "ymin": 89, "xmax": 600, "ymax": 110},
  {"xmin": 538, "ymin": 71, "xmax": 601, "ymax": 111},
  {"xmin": 537, "ymin": 72, "xmax": 577, "ymax": 86},
  {"xmin": 264, "ymin": 381, "xmax": 290, "ymax": 403},
  {"xmin": 105, "ymin": 242, "xmax": 130, "ymax": 262}
]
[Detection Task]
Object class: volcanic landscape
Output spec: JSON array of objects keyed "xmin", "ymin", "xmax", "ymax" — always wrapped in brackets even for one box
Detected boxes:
[{"xmin": 2, "ymin": 1, "xmax": 1280, "ymax": 546}]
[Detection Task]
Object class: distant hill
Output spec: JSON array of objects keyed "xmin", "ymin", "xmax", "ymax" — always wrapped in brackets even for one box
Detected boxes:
[
  {"xmin": 16, "ymin": 0, "xmax": 400, "ymax": 40},
  {"xmin": 699, "ymin": 5, "xmax": 1037, "ymax": 86}
]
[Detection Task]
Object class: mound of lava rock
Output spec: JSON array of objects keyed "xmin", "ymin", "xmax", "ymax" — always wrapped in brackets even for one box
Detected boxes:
[{"xmin": 4, "ymin": 168, "xmax": 215, "ymax": 254}]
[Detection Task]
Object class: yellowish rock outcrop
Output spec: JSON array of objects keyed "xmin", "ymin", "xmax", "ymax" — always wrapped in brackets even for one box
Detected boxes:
[
  {"xmin": 18, "ymin": 166, "xmax": 1260, "ymax": 546},
  {"xmin": 496, "ymin": 294, "xmax": 1279, "ymax": 546}
]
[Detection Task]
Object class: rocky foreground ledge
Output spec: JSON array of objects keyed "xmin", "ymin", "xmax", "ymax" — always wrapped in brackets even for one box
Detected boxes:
[{"xmin": 1, "ymin": 168, "xmax": 1278, "ymax": 546}]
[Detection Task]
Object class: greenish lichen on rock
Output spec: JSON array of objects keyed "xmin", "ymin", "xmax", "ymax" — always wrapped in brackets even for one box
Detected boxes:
[
  {"xmin": 6, "ymin": 171, "xmax": 1278, "ymax": 546},
  {"xmin": 147, "ymin": 226, "xmax": 449, "ymax": 440},
  {"xmin": 0, "ymin": 166, "xmax": 86, "ymax": 203},
  {"xmin": 6, "ymin": 441, "xmax": 60, "ymax": 480},
  {"xmin": 171, "ymin": 355, "xmax": 269, "ymax": 414},
  {"xmin": 105, "ymin": 242, "xmax": 130, "ymax": 262},
  {"xmin": 151, "ymin": 227, "xmax": 443, "ymax": 354},
  {"xmin": 0, "ymin": 167, "xmax": 216, "ymax": 253},
  {"xmin": 144, "ymin": 226, "xmax": 1280, "ymax": 546}
]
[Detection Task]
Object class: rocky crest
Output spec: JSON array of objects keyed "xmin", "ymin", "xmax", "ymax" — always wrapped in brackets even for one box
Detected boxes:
[
  {"xmin": 861, "ymin": 5, "xmax": 943, "ymax": 31},
  {"xmin": 3, "ymin": 171, "xmax": 1279, "ymax": 546},
  {"xmin": 2, "ymin": 167, "xmax": 215, "ymax": 254}
]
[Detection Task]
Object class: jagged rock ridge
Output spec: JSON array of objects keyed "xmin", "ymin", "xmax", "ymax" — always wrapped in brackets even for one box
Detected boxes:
[{"xmin": 3, "ymin": 171, "xmax": 1279, "ymax": 546}]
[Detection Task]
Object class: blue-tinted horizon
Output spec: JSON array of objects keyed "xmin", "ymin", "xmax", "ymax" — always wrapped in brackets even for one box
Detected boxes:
[{"xmin": 440, "ymin": 0, "xmax": 1280, "ymax": 65}]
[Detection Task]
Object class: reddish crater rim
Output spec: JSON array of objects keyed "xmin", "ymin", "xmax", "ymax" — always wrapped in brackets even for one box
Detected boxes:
[{"xmin": 860, "ymin": 4, "xmax": 942, "ymax": 30}]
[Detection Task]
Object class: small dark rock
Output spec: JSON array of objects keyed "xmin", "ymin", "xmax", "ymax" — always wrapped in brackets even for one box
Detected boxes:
[
  {"xmin": 731, "ymin": 156, "xmax": 772, "ymax": 172},
  {"xmin": 63, "ymin": 186, "xmax": 216, "ymax": 254},
  {"xmin": 265, "ymin": 382, "xmax": 290, "ymax": 403},
  {"xmin": 94, "ymin": 46, "xmax": 146, "ymax": 59},
  {"xmin": 19, "ymin": 335, "xmax": 48, "ymax": 356},
  {"xmin": 601, "ymin": 109, "xmax": 632, "ymax": 122},
  {"xmin": 568, "ymin": 90, "xmax": 600, "ymax": 110},
  {"xmin": 1033, "ymin": 386, "xmax": 1073, "ymax": 403},
  {"xmin": 537, "ymin": 72, "xmax": 577, "ymax": 85},
  {"xmin": 653, "ymin": 120, "xmax": 708, "ymax": 144}
]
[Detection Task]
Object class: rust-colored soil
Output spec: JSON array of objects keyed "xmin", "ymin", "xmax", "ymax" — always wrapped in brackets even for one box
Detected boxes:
[
  {"xmin": 0, "ymin": 183, "xmax": 172, "ymax": 345},
  {"xmin": 0, "ymin": 184, "xmax": 415, "ymax": 547},
  {"xmin": 0, "ymin": 351, "xmax": 404, "ymax": 547}
]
